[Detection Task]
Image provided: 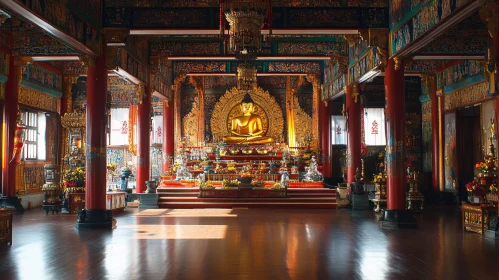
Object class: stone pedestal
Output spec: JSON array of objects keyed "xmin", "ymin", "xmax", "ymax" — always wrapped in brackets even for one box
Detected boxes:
[
  {"xmin": 352, "ymin": 193, "xmax": 370, "ymax": 211},
  {"xmin": 378, "ymin": 209, "xmax": 417, "ymax": 229},
  {"xmin": 76, "ymin": 209, "xmax": 114, "ymax": 229},
  {"xmin": 485, "ymin": 215, "xmax": 499, "ymax": 239},
  {"xmin": 138, "ymin": 194, "xmax": 159, "ymax": 210}
]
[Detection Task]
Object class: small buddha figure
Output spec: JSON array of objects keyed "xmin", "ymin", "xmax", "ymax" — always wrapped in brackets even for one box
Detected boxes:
[{"xmin": 223, "ymin": 93, "xmax": 274, "ymax": 145}]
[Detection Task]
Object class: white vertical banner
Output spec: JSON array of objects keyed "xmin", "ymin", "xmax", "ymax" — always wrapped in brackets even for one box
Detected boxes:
[
  {"xmin": 331, "ymin": 115, "xmax": 347, "ymax": 145},
  {"xmin": 152, "ymin": 115, "xmax": 163, "ymax": 144},
  {"xmin": 110, "ymin": 108, "xmax": 129, "ymax": 146},
  {"xmin": 363, "ymin": 108, "xmax": 386, "ymax": 146}
]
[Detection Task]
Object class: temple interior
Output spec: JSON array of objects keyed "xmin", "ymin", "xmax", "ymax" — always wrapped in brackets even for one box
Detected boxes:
[{"xmin": 1, "ymin": 1, "xmax": 499, "ymax": 279}]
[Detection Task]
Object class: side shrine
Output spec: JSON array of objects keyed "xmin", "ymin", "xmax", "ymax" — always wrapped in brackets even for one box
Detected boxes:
[{"xmin": 0, "ymin": 0, "xmax": 497, "ymax": 237}]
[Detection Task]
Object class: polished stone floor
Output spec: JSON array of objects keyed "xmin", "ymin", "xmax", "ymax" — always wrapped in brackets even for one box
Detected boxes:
[{"xmin": 1, "ymin": 207, "xmax": 498, "ymax": 280}]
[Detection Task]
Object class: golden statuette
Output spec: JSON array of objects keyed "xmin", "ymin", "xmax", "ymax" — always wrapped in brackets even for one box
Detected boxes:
[{"xmin": 223, "ymin": 93, "xmax": 274, "ymax": 145}]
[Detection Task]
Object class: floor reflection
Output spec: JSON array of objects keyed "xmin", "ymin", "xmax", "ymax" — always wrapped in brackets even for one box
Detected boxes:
[{"xmin": 1, "ymin": 207, "xmax": 498, "ymax": 280}]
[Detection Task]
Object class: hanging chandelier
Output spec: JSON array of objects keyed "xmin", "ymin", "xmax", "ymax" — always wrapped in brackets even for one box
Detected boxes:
[{"xmin": 222, "ymin": 0, "xmax": 270, "ymax": 58}]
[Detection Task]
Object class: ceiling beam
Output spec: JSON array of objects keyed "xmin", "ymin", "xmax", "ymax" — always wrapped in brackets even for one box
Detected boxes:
[
  {"xmin": 130, "ymin": 28, "xmax": 359, "ymax": 36},
  {"xmin": 0, "ymin": 0, "xmax": 96, "ymax": 55},
  {"xmin": 165, "ymin": 56, "xmax": 331, "ymax": 61},
  {"xmin": 412, "ymin": 55, "xmax": 485, "ymax": 60}
]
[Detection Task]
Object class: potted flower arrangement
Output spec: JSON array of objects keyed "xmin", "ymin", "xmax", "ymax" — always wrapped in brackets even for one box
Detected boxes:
[
  {"xmin": 63, "ymin": 167, "xmax": 86, "ymax": 194},
  {"xmin": 466, "ymin": 181, "xmax": 484, "ymax": 204},
  {"xmin": 475, "ymin": 155, "xmax": 497, "ymax": 184}
]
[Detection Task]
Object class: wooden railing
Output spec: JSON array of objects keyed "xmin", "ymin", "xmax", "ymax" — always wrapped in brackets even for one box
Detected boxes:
[{"xmin": 15, "ymin": 161, "xmax": 46, "ymax": 195}]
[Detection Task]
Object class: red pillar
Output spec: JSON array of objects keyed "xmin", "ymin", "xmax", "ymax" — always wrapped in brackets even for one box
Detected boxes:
[
  {"xmin": 77, "ymin": 46, "xmax": 113, "ymax": 228},
  {"xmin": 346, "ymin": 84, "xmax": 361, "ymax": 184},
  {"xmin": 495, "ymin": 30, "xmax": 499, "ymax": 213},
  {"xmin": 135, "ymin": 82, "xmax": 151, "ymax": 193},
  {"xmin": 431, "ymin": 75, "xmax": 439, "ymax": 192},
  {"xmin": 385, "ymin": 58, "xmax": 406, "ymax": 210},
  {"xmin": 162, "ymin": 100, "xmax": 174, "ymax": 173},
  {"xmin": 320, "ymin": 100, "xmax": 331, "ymax": 178},
  {"xmin": 84, "ymin": 53, "xmax": 108, "ymax": 211},
  {"xmin": 1, "ymin": 56, "xmax": 21, "ymax": 201}
]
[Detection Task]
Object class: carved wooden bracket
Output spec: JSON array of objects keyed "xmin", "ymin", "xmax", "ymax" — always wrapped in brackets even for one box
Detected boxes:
[
  {"xmin": 366, "ymin": 29, "xmax": 389, "ymax": 70},
  {"xmin": 105, "ymin": 47, "xmax": 119, "ymax": 71},
  {"xmin": 479, "ymin": 0, "xmax": 499, "ymax": 38},
  {"xmin": 174, "ymin": 74, "xmax": 187, "ymax": 88},
  {"xmin": 138, "ymin": 83, "xmax": 145, "ymax": 104},
  {"xmin": 13, "ymin": 56, "xmax": 32, "ymax": 66},
  {"xmin": 351, "ymin": 83, "xmax": 360, "ymax": 103},
  {"xmin": 79, "ymin": 55, "xmax": 95, "ymax": 69},
  {"xmin": 103, "ymin": 28, "xmax": 130, "ymax": 44},
  {"xmin": 0, "ymin": 10, "xmax": 9, "ymax": 27}
]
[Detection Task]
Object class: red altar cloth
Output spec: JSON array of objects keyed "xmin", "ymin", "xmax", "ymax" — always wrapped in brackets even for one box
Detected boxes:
[{"xmin": 158, "ymin": 181, "xmax": 324, "ymax": 189}]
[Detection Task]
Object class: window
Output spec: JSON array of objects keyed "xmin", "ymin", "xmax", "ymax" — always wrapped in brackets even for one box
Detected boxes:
[
  {"xmin": 109, "ymin": 108, "xmax": 129, "ymax": 146},
  {"xmin": 21, "ymin": 110, "xmax": 46, "ymax": 160},
  {"xmin": 363, "ymin": 108, "xmax": 386, "ymax": 146},
  {"xmin": 331, "ymin": 115, "xmax": 347, "ymax": 145}
]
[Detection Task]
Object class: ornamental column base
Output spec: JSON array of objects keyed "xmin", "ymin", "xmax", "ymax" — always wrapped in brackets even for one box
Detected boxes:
[
  {"xmin": 0, "ymin": 196, "xmax": 25, "ymax": 213},
  {"xmin": 485, "ymin": 215, "xmax": 499, "ymax": 240},
  {"xmin": 75, "ymin": 209, "xmax": 115, "ymax": 229},
  {"xmin": 378, "ymin": 209, "xmax": 417, "ymax": 229}
]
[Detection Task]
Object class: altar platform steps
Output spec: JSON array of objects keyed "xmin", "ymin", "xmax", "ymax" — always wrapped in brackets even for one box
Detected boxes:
[{"xmin": 156, "ymin": 188, "xmax": 337, "ymax": 209}]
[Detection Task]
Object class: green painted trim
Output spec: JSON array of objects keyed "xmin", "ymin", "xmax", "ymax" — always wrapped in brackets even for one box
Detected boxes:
[
  {"xmin": 0, "ymin": 74, "xmax": 7, "ymax": 83},
  {"xmin": 444, "ymin": 74, "xmax": 485, "ymax": 94},
  {"xmin": 390, "ymin": 3, "xmax": 421, "ymax": 33},
  {"xmin": 272, "ymin": 37, "xmax": 344, "ymax": 43},
  {"xmin": 19, "ymin": 80, "xmax": 63, "ymax": 98},
  {"xmin": 419, "ymin": 95, "xmax": 431, "ymax": 103}
]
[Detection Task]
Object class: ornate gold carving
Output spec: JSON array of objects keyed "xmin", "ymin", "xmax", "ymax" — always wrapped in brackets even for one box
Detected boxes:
[
  {"xmin": 210, "ymin": 87, "xmax": 284, "ymax": 140},
  {"xmin": 19, "ymin": 87, "xmax": 59, "ymax": 113},
  {"xmin": 293, "ymin": 95, "xmax": 312, "ymax": 147},
  {"xmin": 61, "ymin": 111, "xmax": 86, "ymax": 128},
  {"xmin": 307, "ymin": 74, "xmax": 320, "ymax": 149},
  {"xmin": 342, "ymin": 34, "xmax": 362, "ymax": 47},
  {"xmin": 189, "ymin": 76, "xmax": 204, "ymax": 144},
  {"xmin": 103, "ymin": 28, "xmax": 130, "ymax": 44},
  {"xmin": 79, "ymin": 55, "xmax": 96, "ymax": 68},
  {"xmin": 393, "ymin": 57, "xmax": 402, "ymax": 71},
  {"xmin": 444, "ymin": 82, "xmax": 490, "ymax": 111},
  {"xmin": 173, "ymin": 74, "xmax": 186, "ymax": 153},
  {"xmin": 350, "ymin": 83, "xmax": 360, "ymax": 103},
  {"xmin": 63, "ymin": 76, "xmax": 78, "ymax": 113},
  {"xmin": 138, "ymin": 83, "xmax": 145, "ymax": 104},
  {"xmin": 182, "ymin": 97, "xmax": 200, "ymax": 146},
  {"xmin": 367, "ymin": 29, "xmax": 389, "ymax": 69}
]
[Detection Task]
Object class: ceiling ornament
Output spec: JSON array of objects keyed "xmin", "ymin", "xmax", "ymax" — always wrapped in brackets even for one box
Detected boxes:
[
  {"xmin": 222, "ymin": 1, "xmax": 269, "ymax": 58},
  {"xmin": 237, "ymin": 64, "xmax": 257, "ymax": 90}
]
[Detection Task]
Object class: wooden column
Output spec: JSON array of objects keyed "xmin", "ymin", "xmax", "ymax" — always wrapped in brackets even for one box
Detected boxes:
[
  {"xmin": 346, "ymin": 84, "xmax": 361, "ymax": 184},
  {"xmin": 320, "ymin": 100, "xmax": 331, "ymax": 178},
  {"xmin": 136, "ymin": 82, "xmax": 152, "ymax": 193},
  {"xmin": 76, "ymin": 45, "xmax": 112, "ymax": 229},
  {"xmin": 380, "ymin": 58, "xmax": 416, "ymax": 228},
  {"xmin": 0, "ymin": 55, "xmax": 25, "ymax": 212},
  {"xmin": 162, "ymin": 100, "xmax": 174, "ymax": 173},
  {"xmin": 430, "ymin": 75, "xmax": 439, "ymax": 192}
]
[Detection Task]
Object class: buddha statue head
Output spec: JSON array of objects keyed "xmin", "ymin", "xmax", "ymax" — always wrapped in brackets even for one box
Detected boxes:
[{"xmin": 240, "ymin": 93, "xmax": 255, "ymax": 116}]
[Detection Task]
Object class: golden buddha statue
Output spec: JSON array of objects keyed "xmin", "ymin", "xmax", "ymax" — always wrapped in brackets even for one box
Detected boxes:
[{"xmin": 223, "ymin": 93, "xmax": 274, "ymax": 145}]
